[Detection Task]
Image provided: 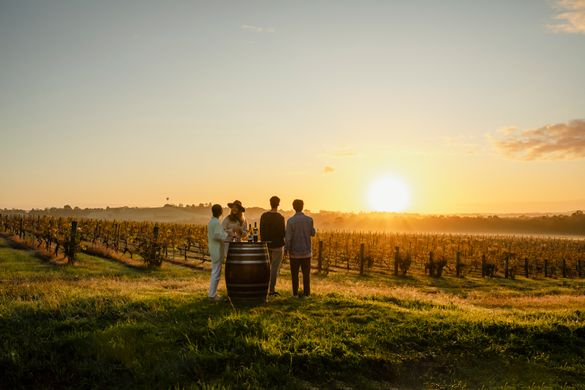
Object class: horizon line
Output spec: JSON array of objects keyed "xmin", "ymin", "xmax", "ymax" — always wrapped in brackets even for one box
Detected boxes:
[{"xmin": 2, "ymin": 204, "xmax": 583, "ymax": 217}]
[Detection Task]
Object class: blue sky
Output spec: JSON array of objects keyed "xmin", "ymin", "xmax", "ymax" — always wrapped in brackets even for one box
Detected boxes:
[{"xmin": 1, "ymin": 0, "xmax": 584, "ymax": 213}]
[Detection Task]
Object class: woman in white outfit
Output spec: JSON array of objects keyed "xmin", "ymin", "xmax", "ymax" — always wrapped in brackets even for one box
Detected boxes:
[{"xmin": 207, "ymin": 204, "xmax": 233, "ymax": 301}]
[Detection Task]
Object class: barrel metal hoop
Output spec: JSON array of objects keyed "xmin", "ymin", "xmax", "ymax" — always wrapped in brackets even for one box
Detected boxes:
[
  {"xmin": 226, "ymin": 260, "xmax": 269, "ymax": 264},
  {"xmin": 227, "ymin": 283, "xmax": 269, "ymax": 288},
  {"xmin": 228, "ymin": 290, "xmax": 268, "ymax": 295},
  {"xmin": 227, "ymin": 253, "xmax": 268, "ymax": 257}
]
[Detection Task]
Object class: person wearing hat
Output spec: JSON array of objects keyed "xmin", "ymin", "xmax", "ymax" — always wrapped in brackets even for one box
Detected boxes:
[{"xmin": 221, "ymin": 200, "xmax": 249, "ymax": 243}]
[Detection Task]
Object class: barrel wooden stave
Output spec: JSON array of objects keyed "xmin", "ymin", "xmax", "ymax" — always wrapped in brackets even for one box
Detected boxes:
[{"xmin": 225, "ymin": 242, "xmax": 270, "ymax": 304}]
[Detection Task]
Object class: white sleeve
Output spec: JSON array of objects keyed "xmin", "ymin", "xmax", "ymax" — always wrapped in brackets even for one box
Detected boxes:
[{"xmin": 213, "ymin": 221, "xmax": 228, "ymax": 241}]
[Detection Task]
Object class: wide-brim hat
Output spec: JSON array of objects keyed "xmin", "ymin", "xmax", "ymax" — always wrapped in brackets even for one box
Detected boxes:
[{"xmin": 227, "ymin": 200, "xmax": 245, "ymax": 212}]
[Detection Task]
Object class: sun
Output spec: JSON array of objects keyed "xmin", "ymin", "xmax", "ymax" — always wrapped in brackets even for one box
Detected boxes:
[{"xmin": 367, "ymin": 176, "xmax": 411, "ymax": 212}]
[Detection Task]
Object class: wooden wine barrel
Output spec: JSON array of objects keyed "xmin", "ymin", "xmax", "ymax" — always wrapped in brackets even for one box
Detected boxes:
[{"xmin": 225, "ymin": 242, "xmax": 270, "ymax": 304}]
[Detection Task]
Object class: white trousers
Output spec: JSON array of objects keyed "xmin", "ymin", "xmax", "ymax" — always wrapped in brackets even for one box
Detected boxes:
[{"xmin": 208, "ymin": 256, "xmax": 223, "ymax": 298}]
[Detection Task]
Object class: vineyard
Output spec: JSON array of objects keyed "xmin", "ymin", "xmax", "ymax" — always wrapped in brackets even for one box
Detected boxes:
[
  {"xmin": 0, "ymin": 214, "xmax": 209, "ymax": 267},
  {"xmin": 1, "ymin": 213, "xmax": 584, "ymax": 280},
  {"xmin": 2, "ymin": 214, "xmax": 585, "ymax": 388}
]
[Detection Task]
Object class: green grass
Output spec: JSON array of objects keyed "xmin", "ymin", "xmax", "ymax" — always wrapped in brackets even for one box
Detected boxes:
[{"xmin": 1, "ymin": 237, "xmax": 585, "ymax": 389}]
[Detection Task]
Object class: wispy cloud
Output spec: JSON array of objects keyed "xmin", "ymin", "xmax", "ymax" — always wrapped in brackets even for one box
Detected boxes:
[
  {"xmin": 547, "ymin": 0, "xmax": 585, "ymax": 34},
  {"xmin": 323, "ymin": 166, "xmax": 335, "ymax": 174},
  {"xmin": 241, "ymin": 24, "xmax": 275, "ymax": 33},
  {"xmin": 490, "ymin": 119, "xmax": 585, "ymax": 160},
  {"xmin": 496, "ymin": 126, "xmax": 518, "ymax": 136},
  {"xmin": 440, "ymin": 134, "xmax": 482, "ymax": 155},
  {"xmin": 287, "ymin": 170, "xmax": 307, "ymax": 176},
  {"xmin": 331, "ymin": 145, "xmax": 357, "ymax": 157}
]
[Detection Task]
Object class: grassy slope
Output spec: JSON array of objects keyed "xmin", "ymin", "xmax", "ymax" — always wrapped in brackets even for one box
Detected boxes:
[{"xmin": 1, "ymin": 237, "xmax": 584, "ymax": 389}]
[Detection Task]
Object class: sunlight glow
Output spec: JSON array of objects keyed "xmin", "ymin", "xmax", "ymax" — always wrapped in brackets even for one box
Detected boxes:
[{"xmin": 367, "ymin": 176, "xmax": 411, "ymax": 212}]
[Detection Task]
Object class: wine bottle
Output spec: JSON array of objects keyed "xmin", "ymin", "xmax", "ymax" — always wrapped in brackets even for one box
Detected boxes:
[
  {"xmin": 247, "ymin": 224, "xmax": 253, "ymax": 242},
  {"xmin": 253, "ymin": 222, "xmax": 258, "ymax": 243}
]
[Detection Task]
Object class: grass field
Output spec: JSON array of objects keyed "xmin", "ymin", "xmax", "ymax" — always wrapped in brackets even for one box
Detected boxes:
[{"xmin": 1, "ymin": 236, "xmax": 585, "ymax": 389}]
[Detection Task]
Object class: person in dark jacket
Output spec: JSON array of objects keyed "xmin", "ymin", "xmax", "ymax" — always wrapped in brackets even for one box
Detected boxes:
[
  {"xmin": 285, "ymin": 199, "xmax": 315, "ymax": 298},
  {"xmin": 260, "ymin": 196, "xmax": 286, "ymax": 296}
]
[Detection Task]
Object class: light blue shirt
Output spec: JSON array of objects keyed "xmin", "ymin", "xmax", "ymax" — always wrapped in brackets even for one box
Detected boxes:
[{"xmin": 285, "ymin": 212, "xmax": 316, "ymax": 258}]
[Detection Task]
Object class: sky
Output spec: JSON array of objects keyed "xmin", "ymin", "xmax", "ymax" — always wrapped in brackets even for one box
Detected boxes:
[{"xmin": 1, "ymin": 0, "xmax": 584, "ymax": 214}]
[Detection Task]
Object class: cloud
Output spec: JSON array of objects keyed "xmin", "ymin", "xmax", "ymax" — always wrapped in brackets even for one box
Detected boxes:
[
  {"xmin": 323, "ymin": 166, "xmax": 335, "ymax": 174},
  {"xmin": 547, "ymin": 0, "xmax": 585, "ymax": 34},
  {"xmin": 241, "ymin": 24, "xmax": 275, "ymax": 33},
  {"xmin": 490, "ymin": 119, "xmax": 585, "ymax": 160}
]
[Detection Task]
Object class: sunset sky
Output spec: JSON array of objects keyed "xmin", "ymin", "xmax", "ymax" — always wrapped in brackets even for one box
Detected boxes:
[{"xmin": 1, "ymin": 1, "xmax": 584, "ymax": 214}]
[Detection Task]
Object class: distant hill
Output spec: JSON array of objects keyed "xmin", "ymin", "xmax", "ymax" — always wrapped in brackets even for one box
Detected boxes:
[
  {"xmin": 2, "ymin": 205, "xmax": 584, "ymax": 236},
  {"xmin": 9, "ymin": 205, "xmax": 285, "ymax": 226}
]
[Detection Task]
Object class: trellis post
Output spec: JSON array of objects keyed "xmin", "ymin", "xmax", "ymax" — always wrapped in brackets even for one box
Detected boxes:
[
  {"xmin": 394, "ymin": 247, "xmax": 400, "ymax": 276},
  {"xmin": 67, "ymin": 220, "xmax": 78, "ymax": 263},
  {"xmin": 428, "ymin": 251, "xmax": 434, "ymax": 277},
  {"xmin": 317, "ymin": 240, "xmax": 323, "ymax": 272},
  {"xmin": 359, "ymin": 243, "xmax": 365, "ymax": 275}
]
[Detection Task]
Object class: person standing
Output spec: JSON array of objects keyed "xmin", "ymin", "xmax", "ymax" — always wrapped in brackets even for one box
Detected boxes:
[
  {"xmin": 285, "ymin": 199, "xmax": 316, "ymax": 298},
  {"xmin": 221, "ymin": 200, "xmax": 248, "ymax": 242},
  {"xmin": 221, "ymin": 200, "xmax": 248, "ymax": 257},
  {"xmin": 207, "ymin": 204, "xmax": 232, "ymax": 301},
  {"xmin": 260, "ymin": 196, "xmax": 286, "ymax": 296}
]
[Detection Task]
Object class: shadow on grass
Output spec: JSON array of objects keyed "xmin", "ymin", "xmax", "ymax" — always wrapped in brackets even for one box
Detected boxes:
[
  {"xmin": 82, "ymin": 251, "xmax": 158, "ymax": 273},
  {"xmin": 1, "ymin": 237, "xmax": 199, "ymax": 283},
  {"xmin": 0, "ymin": 295, "xmax": 400, "ymax": 388},
  {"xmin": 0, "ymin": 235, "xmax": 69, "ymax": 266},
  {"xmin": 2, "ymin": 291, "xmax": 585, "ymax": 389},
  {"xmin": 319, "ymin": 265, "xmax": 585, "ymax": 300}
]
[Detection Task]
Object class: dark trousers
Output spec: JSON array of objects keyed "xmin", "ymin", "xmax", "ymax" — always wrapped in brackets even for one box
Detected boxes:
[{"xmin": 290, "ymin": 257, "xmax": 311, "ymax": 296}]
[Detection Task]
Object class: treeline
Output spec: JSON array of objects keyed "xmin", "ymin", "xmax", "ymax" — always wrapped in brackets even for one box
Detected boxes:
[
  {"xmin": 1, "ymin": 206, "xmax": 584, "ymax": 235},
  {"xmin": 2, "ymin": 205, "xmax": 215, "ymax": 225},
  {"xmin": 315, "ymin": 211, "xmax": 585, "ymax": 235}
]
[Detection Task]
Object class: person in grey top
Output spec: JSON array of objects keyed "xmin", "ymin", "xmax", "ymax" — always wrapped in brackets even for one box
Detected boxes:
[{"xmin": 285, "ymin": 199, "xmax": 316, "ymax": 298}]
